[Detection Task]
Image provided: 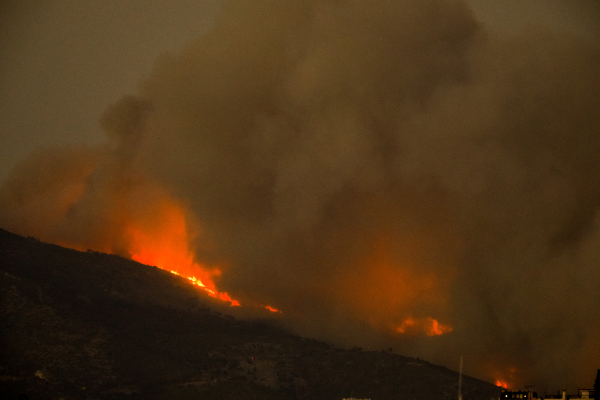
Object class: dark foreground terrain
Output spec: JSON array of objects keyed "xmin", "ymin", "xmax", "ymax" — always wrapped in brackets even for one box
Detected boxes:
[{"xmin": 0, "ymin": 227, "xmax": 500, "ymax": 400}]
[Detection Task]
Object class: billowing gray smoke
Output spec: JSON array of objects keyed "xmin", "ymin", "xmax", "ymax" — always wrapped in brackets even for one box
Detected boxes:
[{"xmin": 1, "ymin": 0, "xmax": 599, "ymax": 391}]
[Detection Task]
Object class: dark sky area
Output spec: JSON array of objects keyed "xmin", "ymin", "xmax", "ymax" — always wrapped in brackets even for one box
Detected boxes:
[
  {"xmin": 0, "ymin": 0, "xmax": 220, "ymax": 182},
  {"xmin": 1, "ymin": 0, "xmax": 600, "ymax": 393}
]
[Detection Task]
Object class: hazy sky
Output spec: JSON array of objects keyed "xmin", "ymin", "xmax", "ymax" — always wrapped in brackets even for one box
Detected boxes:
[
  {"xmin": 1, "ymin": 0, "xmax": 598, "ymax": 184},
  {"xmin": 0, "ymin": 0, "xmax": 220, "ymax": 183},
  {"xmin": 1, "ymin": 0, "xmax": 599, "ymax": 392}
]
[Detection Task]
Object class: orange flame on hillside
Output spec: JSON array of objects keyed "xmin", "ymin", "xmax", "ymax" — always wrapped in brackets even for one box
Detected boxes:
[
  {"xmin": 166, "ymin": 270, "xmax": 240, "ymax": 306},
  {"xmin": 337, "ymin": 233, "xmax": 455, "ymax": 335},
  {"xmin": 493, "ymin": 367, "xmax": 516, "ymax": 390},
  {"xmin": 396, "ymin": 317, "xmax": 453, "ymax": 336},
  {"xmin": 265, "ymin": 306, "xmax": 280, "ymax": 313},
  {"xmin": 125, "ymin": 191, "xmax": 240, "ymax": 306}
]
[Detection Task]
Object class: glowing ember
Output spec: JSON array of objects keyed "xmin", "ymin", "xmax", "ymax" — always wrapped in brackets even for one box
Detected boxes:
[
  {"xmin": 396, "ymin": 316, "xmax": 452, "ymax": 336},
  {"xmin": 265, "ymin": 306, "xmax": 280, "ymax": 313}
]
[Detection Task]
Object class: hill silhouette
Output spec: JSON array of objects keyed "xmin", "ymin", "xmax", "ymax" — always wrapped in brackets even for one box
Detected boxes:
[{"xmin": 0, "ymin": 227, "xmax": 500, "ymax": 400}]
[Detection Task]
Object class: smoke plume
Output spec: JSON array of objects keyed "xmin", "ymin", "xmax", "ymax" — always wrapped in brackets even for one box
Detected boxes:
[{"xmin": 1, "ymin": 0, "xmax": 599, "ymax": 391}]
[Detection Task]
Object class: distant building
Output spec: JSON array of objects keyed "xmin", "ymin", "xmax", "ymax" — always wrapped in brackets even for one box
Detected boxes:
[
  {"xmin": 500, "ymin": 389, "xmax": 595, "ymax": 400},
  {"xmin": 501, "ymin": 390, "xmax": 540, "ymax": 400}
]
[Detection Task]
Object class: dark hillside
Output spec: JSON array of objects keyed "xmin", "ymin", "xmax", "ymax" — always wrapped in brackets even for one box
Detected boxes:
[{"xmin": 0, "ymin": 227, "xmax": 500, "ymax": 400}]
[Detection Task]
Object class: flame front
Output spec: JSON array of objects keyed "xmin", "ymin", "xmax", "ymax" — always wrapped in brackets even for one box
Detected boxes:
[
  {"xmin": 337, "ymin": 233, "xmax": 455, "ymax": 336},
  {"xmin": 396, "ymin": 317, "xmax": 453, "ymax": 336},
  {"xmin": 496, "ymin": 380, "xmax": 508, "ymax": 389},
  {"xmin": 493, "ymin": 367, "xmax": 516, "ymax": 390},
  {"xmin": 124, "ymin": 189, "xmax": 240, "ymax": 306},
  {"xmin": 167, "ymin": 270, "xmax": 240, "ymax": 306}
]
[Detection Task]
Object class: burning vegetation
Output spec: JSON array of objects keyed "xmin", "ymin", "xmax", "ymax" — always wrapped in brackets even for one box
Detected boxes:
[
  {"xmin": 0, "ymin": 0, "xmax": 599, "ymax": 392},
  {"xmin": 396, "ymin": 317, "xmax": 453, "ymax": 337},
  {"xmin": 124, "ymin": 195, "xmax": 240, "ymax": 306}
]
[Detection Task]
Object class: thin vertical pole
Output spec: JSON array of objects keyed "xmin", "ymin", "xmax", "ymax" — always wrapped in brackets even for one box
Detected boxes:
[{"xmin": 458, "ymin": 356, "xmax": 463, "ymax": 400}]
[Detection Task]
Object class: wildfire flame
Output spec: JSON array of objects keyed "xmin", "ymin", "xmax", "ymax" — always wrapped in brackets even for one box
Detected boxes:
[
  {"xmin": 265, "ymin": 306, "xmax": 280, "ymax": 313},
  {"xmin": 166, "ymin": 270, "xmax": 240, "ymax": 306},
  {"xmin": 496, "ymin": 380, "xmax": 508, "ymax": 389},
  {"xmin": 493, "ymin": 367, "xmax": 516, "ymax": 390},
  {"xmin": 124, "ymin": 189, "xmax": 240, "ymax": 306},
  {"xmin": 396, "ymin": 317, "xmax": 453, "ymax": 336}
]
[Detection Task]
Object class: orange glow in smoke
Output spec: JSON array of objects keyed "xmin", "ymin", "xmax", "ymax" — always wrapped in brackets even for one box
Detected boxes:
[
  {"xmin": 396, "ymin": 317, "xmax": 453, "ymax": 336},
  {"xmin": 428, "ymin": 318, "xmax": 453, "ymax": 336},
  {"xmin": 337, "ymin": 232, "xmax": 455, "ymax": 334},
  {"xmin": 492, "ymin": 367, "xmax": 516, "ymax": 390},
  {"xmin": 496, "ymin": 380, "xmax": 508, "ymax": 389},
  {"xmin": 126, "ymin": 194, "xmax": 239, "ymax": 306}
]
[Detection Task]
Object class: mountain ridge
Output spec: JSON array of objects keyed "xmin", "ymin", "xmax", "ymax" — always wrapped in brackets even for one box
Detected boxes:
[{"xmin": 0, "ymin": 227, "xmax": 500, "ymax": 399}]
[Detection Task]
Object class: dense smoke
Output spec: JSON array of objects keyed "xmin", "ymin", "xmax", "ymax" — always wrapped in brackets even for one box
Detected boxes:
[{"xmin": 1, "ymin": 0, "xmax": 600, "ymax": 391}]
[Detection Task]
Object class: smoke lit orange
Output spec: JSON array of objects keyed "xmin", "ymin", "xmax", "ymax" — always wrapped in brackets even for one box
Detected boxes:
[
  {"xmin": 492, "ymin": 367, "xmax": 516, "ymax": 390},
  {"xmin": 337, "ymin": 231, "xmax": 456, "ymax": 335},
  {"xmin": 396, "ymin": 317, "xmax": 452, "ymax": 336}
]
